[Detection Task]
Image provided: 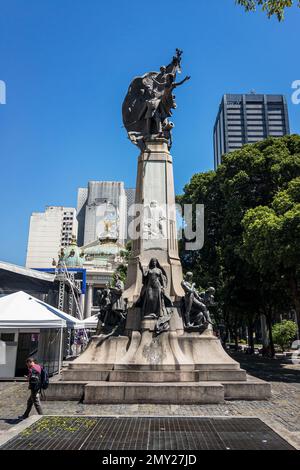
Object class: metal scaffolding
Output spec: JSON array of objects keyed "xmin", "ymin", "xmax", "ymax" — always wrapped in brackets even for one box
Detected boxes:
[{"xmin": 55, "ymin": 263, "xmax": 84, "ymax": 320}]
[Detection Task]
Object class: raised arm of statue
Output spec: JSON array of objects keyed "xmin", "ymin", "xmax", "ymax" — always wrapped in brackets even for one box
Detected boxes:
[
  {"xmin": 139, "ymin": 260, "xmax": 147, "ymax": 277},
  {"xmin": 174, "ymin": 75, "xmax": 191, "ymax": 88}
]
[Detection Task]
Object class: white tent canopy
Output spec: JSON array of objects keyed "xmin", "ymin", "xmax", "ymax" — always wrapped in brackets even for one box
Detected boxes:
[
  {"xmin": 0, "ymin": 291, "xmax": 80, "ymax": 329},
  {"xmin": 79, "ymin": 314, "xmax": 98, "ymax": 329},
  {"xmin": 34, "ymin": 296, "xmax": 83, "ymax": 329}
]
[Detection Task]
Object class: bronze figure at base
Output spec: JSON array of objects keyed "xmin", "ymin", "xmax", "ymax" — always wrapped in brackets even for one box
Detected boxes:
[
  {"xmin": 135, "ymin": 258, "xmax": 173, "ymax": 335},
  {"xmin": 96, "ymin": 274, "xmax": 127, "ymax": 336},
  {"xmin": 181, "ymin": 272, "xmax": 215, "ymax": 332}
]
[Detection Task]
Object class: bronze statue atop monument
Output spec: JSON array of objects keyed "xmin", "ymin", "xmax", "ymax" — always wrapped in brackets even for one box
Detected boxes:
[{"xmin": 122, "ymin": 48, "xmax": 190, "ymax": 150}]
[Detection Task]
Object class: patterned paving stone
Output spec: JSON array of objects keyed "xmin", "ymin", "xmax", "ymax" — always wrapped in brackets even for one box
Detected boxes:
[{"xmin": 0, "ymin": 353, "xmax": 299, "ymax": 448}]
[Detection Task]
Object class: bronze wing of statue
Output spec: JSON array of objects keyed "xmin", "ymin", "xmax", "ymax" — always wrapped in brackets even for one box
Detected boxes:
[
  {"xmin": 122, "ymin": 72, "xmax": 157, "ymax": 145},
  {"xmin": 122, "ymin": 50, "xmax": 185, "ymax": 150}
]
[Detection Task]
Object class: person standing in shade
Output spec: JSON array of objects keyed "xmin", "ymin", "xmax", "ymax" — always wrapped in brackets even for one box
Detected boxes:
[{"xmin": 21, "ymin": 357, "xmax": 43, "ymax": 419}]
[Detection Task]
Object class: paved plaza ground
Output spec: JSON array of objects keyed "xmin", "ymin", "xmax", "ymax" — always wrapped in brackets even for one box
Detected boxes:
[{"xmin": 0, "ymin": 352, "xmax": 299, "ymax": 449}]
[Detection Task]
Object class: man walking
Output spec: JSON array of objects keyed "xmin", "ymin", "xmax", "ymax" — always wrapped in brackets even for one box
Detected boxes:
[{"xmin": 21, "ymin": 357, "xmax": 43, "ymax": 419}]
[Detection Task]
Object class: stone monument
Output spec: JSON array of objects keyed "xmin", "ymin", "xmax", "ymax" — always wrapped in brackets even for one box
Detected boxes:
[{"xmin": 48, "ymin": 51, "xmax": 271, "ymax": 404}]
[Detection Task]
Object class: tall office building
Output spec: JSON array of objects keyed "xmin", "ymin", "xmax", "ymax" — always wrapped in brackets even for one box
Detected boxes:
[
  {"xmin": 213, "ymin": 93, "xmax": 290, "ymax": 168},
  {"xmin": 77, "ymin": 181, "xmax": 128, "ymax": 246},
  {"xmin": 26, "ymin": 206, "xmax": 78, "ymax": 268}
]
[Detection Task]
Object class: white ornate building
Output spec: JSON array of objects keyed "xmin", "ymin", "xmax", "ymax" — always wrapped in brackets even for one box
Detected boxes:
[
  {"xmin": 57, "ymin": 234, "xmax": 127, "ymax": 318},
  {"xmin": 76, "ymin": 181, "xmax": 127, "ymax": 247}
]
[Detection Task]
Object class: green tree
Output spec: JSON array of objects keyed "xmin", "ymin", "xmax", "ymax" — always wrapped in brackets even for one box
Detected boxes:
[
  {"xmin": 178, "ymin": 135, "xmax": 300, "ymax": 354},
  {"xmin": 272, "ymin": 320, "xmax": 298, "ymax": 351},
  {"xmin": 236, "ymin": 0, "xmax": 300, "ymax": 20},
  {"xmin": 112, "ymin": 240, "xmax": 132, "ymax": 284},
  {"xmin": 242, "ymin": 176, "xmax": 300, "ymax": 332}
]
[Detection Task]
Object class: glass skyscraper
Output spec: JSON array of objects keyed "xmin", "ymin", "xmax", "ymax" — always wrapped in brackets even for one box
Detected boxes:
[{"xmin": 213, "ymin": 93, "xmax": 290, "ymax": 169}]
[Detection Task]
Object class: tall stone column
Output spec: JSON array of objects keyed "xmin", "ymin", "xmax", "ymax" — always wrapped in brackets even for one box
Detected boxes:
[
  {"xmin": 125, "ymin": 138, "xmax": 184, "ymax": 304},
  {"xmin": 79, "ymin": 293, "xmax": 85, "ymax": 319},
  {"xmin": 84, "ymin": 284, "xmax": 93, "ymax": 318}
]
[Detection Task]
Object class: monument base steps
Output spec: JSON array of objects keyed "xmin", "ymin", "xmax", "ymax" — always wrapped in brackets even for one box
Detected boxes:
[
  {"xmin": 47, "ymin": 374, "xmax": 271, "ymax": 404},
  {"xmin": 49, "ymin": 329, "xmax": 271, "ymax": 403},
  {"xmin": 60, "ymin": 367, "xmax": 247, "ymax": 383}
]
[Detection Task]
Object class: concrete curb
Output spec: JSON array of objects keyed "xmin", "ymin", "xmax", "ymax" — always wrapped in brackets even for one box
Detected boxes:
[
  {"xmin": 0, "ymin": 416, "xmax": 42, "ymax": 448},
  {"xmin": 259, "ymin": 416, "xmax": 299, "ymax": 450}
]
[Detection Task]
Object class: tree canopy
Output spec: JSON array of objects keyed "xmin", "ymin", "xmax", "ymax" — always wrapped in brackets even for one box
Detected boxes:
[
  {"xmin": 236, "ymin": 0, "xmax": 300, "ymax": 20},
  {"xmin": 272, "ymin": 320, "xmax": 298, "ymax": 351},
  {"xmin": 178, "ymin": 135, "xmax": 300, "ymax": 353}
]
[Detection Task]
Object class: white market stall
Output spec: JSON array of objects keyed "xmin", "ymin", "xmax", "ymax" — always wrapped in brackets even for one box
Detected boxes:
[
  {"xmin": 67, "ymin": 315, "xmax": 98, "ymax": 356},
  {"xmin": 79, "ymin": 315, "xmax": 98, "ymax": 330},
  {"xmin": 0, "ymin": 291, "xmax": 81, "ymax": 378}
]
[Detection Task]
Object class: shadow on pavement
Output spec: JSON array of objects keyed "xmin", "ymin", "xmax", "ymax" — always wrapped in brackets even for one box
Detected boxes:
[
  {"xmin": 0, "ymin": 418, "xmax": 23, "ymax": 425},
  {"xmin": 230, "ymin": 351, "xmax": 300, "ymax": 383}
]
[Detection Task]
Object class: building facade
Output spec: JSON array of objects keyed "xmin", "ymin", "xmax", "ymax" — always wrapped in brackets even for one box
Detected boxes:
[
  {"xmin": 26, "ymin": 206, "xmax": 78, "ymax": 268},
  {"xmin": 77, "ymin": 181, "xmax": 129, "ymax": 246},
  {"xmin": 213, "ymin": 93, "xmax": 290, "ymax": 168},
  {"xmin": 57, "ymin": 235, "xmax": 127, "ymax": 318}
]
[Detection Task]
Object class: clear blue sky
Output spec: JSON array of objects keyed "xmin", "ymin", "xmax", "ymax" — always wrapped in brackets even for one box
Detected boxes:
[{"xmin": 0, "ymin": 0, "xmax": 299, "ymax": 266}]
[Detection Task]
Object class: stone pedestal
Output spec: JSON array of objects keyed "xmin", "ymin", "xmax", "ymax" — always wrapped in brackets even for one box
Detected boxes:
[
  {"xmin": 125, "ymin": 138, "xmax": 183, "ymax": 303},
  {"xmin": 48, "ymin": 319, "xmax": 271, "ymax": 403}
]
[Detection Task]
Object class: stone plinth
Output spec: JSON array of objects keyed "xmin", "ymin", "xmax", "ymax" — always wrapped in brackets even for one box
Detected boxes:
[
  {"xmin": 83, "ymin": 382, "xmax": 225, "ymax": 404},
  {"xmin": 47, "ymin": 375, "xmax": 271, "ymax": 403},
  {"xmin": 178, "ymin": 331, "xmax": 241, "ymax": 369},
  {"xmin": 48, "ymin": 326, "xmax": 271, "ymax": 403}
]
